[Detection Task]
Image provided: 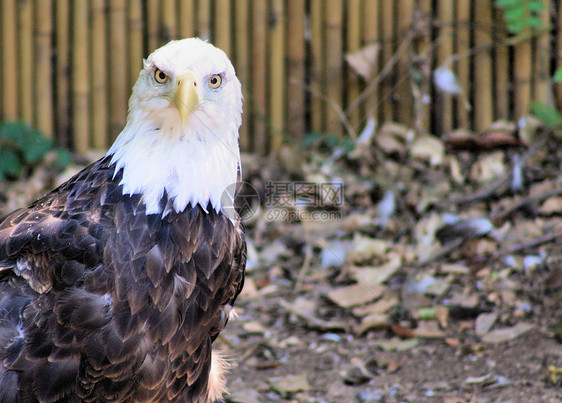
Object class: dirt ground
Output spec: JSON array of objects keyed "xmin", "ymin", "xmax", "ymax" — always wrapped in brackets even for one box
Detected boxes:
[
  {"xmin": 222, "ymin": 301, "xmax": 561, "ymax": 403},
  {"xmin": 216, "ymin": 130, "xmax": 562, "ymax": 403},
  {"xmin": 219, "ymin": 236, "xmax": 562, "ymax": 403}
]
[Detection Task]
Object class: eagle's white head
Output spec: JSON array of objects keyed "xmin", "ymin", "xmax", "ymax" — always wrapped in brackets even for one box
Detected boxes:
[{"xmin": 107, "ymin": 38, "xmax": 243, "ymax": 215}]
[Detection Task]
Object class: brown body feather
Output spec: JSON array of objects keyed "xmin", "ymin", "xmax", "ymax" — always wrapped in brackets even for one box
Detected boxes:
[{"xmin": 0, "ymin": 156, "xmax": 246, "ymax": 402}]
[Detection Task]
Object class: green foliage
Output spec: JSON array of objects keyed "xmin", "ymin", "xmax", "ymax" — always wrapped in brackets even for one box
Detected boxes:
[
  {"xmin": 0, "ymin": 122, "xmax": 71, "ymax": 181},
  {"xmin": 495, "ymin": 0, "xmax": 546, "ymax": 33},
  {"xmin": 530, "ymin": 101, "xmax": 562, "ymax": 128},
  {"xmin": 303, "ymin": 132, "xmax": 355, "ymax": 159},
  {"xmin": 553, "ymin": 68, "xmax": 562, "ymax": 83}
]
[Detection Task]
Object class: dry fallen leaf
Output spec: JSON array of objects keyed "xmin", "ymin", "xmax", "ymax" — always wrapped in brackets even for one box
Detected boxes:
[
  {"xmin": 475, "ymin": 312, "xmax": 498, "ymax": 337},
  {"xmin": 327, "ymin": 283, "xmax": 385, "ymax": 308},
  {"xmin": 444, "ymin": 338, "xmax": 461, "ymax": 347},
  {"xmin": 410, "ymin": 136, "xmax": 445, "ymax": 166},
  {"xmin": 481, "ymin": 322, "xmax": 535, "ymax": 344},
  {"xmin": 470, "ymin": 151, "xmax": 506, "ymax": 183},
  {"xmin": 377, "ymin": 337, "xmax": 419, "ymax": 351},
  {"xmin": 436, "ymin": 306, "xmax": 450, "ymax": 328},
  {"xmin": 413, "ymin": 321, "xmax": 446, "ymax": 338},
  {"xmin": 226, "ymin": 389, "xmax": 262, "ymax": 403},
  {"xmin": 539, "ymin": 196, "xmax": 562, "ymax": 215},
  {"xmin": 242, "ymin": 321, "xmax": 268, "ymax": 335},
  {"xmin": 352, "ymin": 293, "xmax": 399, "ymax": 317},
  {"xmin": 345, "ymin": 43, "xmax": 380, "ymax": 81},
  {"xmin": 280, "ymin": 298, "xmax": 348, "ymax": 331},
  {"xmin": 376, "ymin": 133, "xmax": 406, "ymax": 155},
  {"xmin": 347, "ymin": 235, "xmax": 388, "ymax": 263},
  {"xmin": 390, "ymin": 323, "xmax": 416, "ymax": 338},
  {"xmin": 350, "ymin": 255, "xmax": 401, "ymax": 287},
  {"xmin": 267, "ymin": 374, "xmax": 311, "ymax": 396},
  {"xmin": 355, "ymin": 313, "xmax": 389, "ymax": 335}
]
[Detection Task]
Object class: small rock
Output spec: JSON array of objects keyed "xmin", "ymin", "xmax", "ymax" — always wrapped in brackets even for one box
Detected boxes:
[
  {"xmin": 475, "ymin": 312, "xmax": 498, "ymax": 337},
  {"xmin": 343, "ymin": 359, "xmax": 373, "ymax": 385},
  {"xmin": 343, "ymin": 366, "xmax": 371, "ymax": 385},
  {"xmin": 356, "ymin": 389, "xmax": 383, "ymax": 402},
  {"xmin": 267, "ymin": 374, "xmax": 311, "ymax": 397},
  {"xmin": 320, "ymin": 333, "xmax": 342, "ymax": 343}
]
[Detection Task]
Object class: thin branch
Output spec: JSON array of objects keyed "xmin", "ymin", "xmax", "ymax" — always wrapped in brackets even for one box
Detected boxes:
[
  {"xmin": 291, "ymin": 78, "xmax": 357, "ymax": 139},
  {"xmin": 507, "ymin": 230, "xmax": 562, "ymax": 254},
  {"xmin": 344, "ymin": 28, "xmax": 416, "ymax": 117}
]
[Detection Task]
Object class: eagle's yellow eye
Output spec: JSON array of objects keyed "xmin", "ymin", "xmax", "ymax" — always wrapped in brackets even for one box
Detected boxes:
[
  {"xmin": 155, "ymin": 69, "xmax": 168, "ymax": 83},
  {"xmin": 208, "ymin": 74, "xmax": 222, "ymax": 89}
]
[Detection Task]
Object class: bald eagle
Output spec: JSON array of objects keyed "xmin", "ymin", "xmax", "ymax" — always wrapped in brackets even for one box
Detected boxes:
[{"xmin": 0, "ymin": 38, "xmax": 246, "ymax": 402}]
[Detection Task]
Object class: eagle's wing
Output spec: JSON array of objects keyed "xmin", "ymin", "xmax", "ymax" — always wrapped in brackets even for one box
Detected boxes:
[
  {"xmin": 0, "ymin": 157, "xmax": 246, "ymax": 402},
  {"xmin": 0, "ymin": 158, "xmax": 118, "ymax": 402}
]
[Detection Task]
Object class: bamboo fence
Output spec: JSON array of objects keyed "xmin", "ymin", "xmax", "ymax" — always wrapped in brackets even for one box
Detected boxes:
[{"xmin": 0, "ymin": 0, "xmax": 559, "ymax": 154}]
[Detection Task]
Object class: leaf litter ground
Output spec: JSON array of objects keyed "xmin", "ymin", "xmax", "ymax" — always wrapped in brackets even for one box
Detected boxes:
[
  {"xmin": 220, "ymin": 122, "xmax": 561, "ymax": 402},
  {"xmin": 0, "ymin": 126, "xmax": 560, "ymax": 402}
]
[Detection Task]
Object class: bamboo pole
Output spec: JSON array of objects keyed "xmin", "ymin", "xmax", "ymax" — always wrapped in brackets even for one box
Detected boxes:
[
  {"xmin": 473, "ymin": 0, "xmax": 493, "ymax": 131},
  {"xmin": 557, "ymin": 2, "xmax": 562, "ymax": 108},
  {"xmin": 2, "ymin": 0, "xmax": 18, "ymax": 121},
  {"xmin": 178, "ymin": 0, "xmax": 195, "ymax": 39},
  {"xmin": 325, "ymin": 0, "xmax": 344, "ymax": 136},
  {"xmin": 55, "ymin": 0, "xmax": 70, "ymax": 146},
  {"xmin": 381, "ymin": 1, "xmax": 395, "ymax": 121},
  {"xmin": 146, "ymin": 0, "xmax": 160, "ymax": 50},
  {"xmin": 493, "ymin": 5, "xmax": 509, "ymax": 120},
  {"xmin": 91, "ymin": 0, "xmax": 108, "ymax": 150},
  {"xmin": 128, "ymin": 0, "xmax": 144, "ymax": 92},
  {"xmin": 234, "ymin": 0, "xmax": 250, "ymax": 151},
  {"xmin": 345, "ymin": 0, "xmax": 362, "ymax": 131},
  {"xmin": 161, "ymin": 0, "xmax": 177, "ymax": 43},
  {"xmin": 397, "ymin": 0, "xmax": 414, "ymax": 126},
  {"xmin": 286, "ymin": 0, "xmax": 306, "ymax": 141},
  {"xmin": 197, "ymin": 0, "xmax": 211, "ymax": 41},
  {"xmin": 513, "ymin": 41, "xmax": 532, "ymax": 117},
  {"xmin": 108, "ymin": 0, "xmax": 128, "ymax": 140},
  {"xmin": 17, "ymin": 0, "xmax": 33, "ymax": 125},
  {"xmin": 310, "ymin": 0, "xmax": 325, "ymax": 133},
  {"xmin": 362, "ymin": 0, "xmax": 379, "ymax": 122},
  {"xmin": 533, "ymin": 3, "xmax": 551, "ymax": 105},
  {"xmin": 269, "ymin": 0, "xmax": 285, "ymax": 153},
  {"xmin": 35, "ymin": 0, "xmax": 54, "ymax": 137},
  {"xmin": 436, "ymin": 0, "xmax": 454, "ymax": 133},
  {"xmin": 455, "ymin": 0, "xmax": 471, "ymax": 129},
  {"xmin": 214, "ymin": 0, "xmax": 231, "ymax": 56},
  {"xmin": 72, "ymin": 0, "xmax": 90, "ymax": 153},
  {"xmin": 251, "ymin": 0, "xmax": 268, "ymax": 154}
]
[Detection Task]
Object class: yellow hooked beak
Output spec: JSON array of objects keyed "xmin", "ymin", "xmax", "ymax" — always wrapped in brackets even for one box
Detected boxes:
[{"xmin": 172, "ymin": 71, "xmax": 200, "ymax": 124}]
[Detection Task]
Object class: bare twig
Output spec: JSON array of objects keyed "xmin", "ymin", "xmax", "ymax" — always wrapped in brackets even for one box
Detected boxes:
[
  {"xmin": 492, "ymin": 186, "xmax": 562, "ymax": 224},
  {"xmin": 506, "ymin": 230, "xmax": 562, "ymax": 254},
  {"xmin": 345, "ymin": 28, "xmax": 416, "ymax": 117},
  {"xmin": 294, "ymin": 216, "xmax": 313, "ymax": 292},
  {"xmin": 290, "ymin": 78, "xmax": 357, "ymax": 139}
]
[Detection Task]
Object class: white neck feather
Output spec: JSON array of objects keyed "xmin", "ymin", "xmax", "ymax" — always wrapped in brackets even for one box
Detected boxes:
[{"xmin": 107, "ymin": 108, "xmax": 240, "ymax": 216}]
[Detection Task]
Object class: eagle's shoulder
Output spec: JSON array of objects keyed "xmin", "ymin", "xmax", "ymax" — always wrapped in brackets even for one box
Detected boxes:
[{"xmin": 0, "ymin": 156, "xmax": 120, "ymax": 291}]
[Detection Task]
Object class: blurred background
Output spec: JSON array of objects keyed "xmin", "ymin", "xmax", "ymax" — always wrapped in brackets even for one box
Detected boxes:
[{"xmin": 0, "ymin": 0, "xmax": 559, "ymax": 154}]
